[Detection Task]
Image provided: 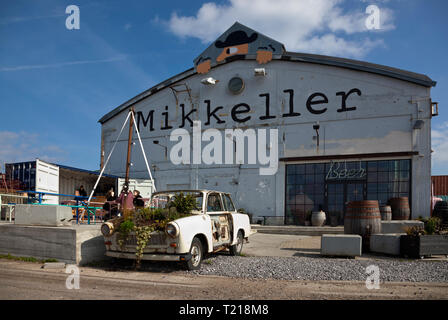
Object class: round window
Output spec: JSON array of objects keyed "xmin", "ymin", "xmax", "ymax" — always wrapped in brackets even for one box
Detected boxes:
[{"xmin": 228, "ymin": 77, "xmax": 244, "ymax": 94}]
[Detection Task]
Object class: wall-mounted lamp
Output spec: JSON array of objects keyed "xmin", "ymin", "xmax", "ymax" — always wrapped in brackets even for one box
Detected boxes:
[
  {"xmin": 431, "ymin": 102, "xmax": 439, "ymax": 116},
  {"xmin": 254, "ymin": 68, "xmax": 266, "ymax": 76},
  {"xmin": 413, "ymin": 120, "xmax": 425, "ymax": 130},
  {"xmin": 201, "ymin": 77, "xmax": 219, "ymax": 85}
]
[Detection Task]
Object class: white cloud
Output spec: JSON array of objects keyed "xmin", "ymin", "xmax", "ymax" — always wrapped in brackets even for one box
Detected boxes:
[
  {"xmin": 0, "ymin": 55, "xmax": 127, "ymax": 72},
  {"xmin": 166, "ymin": 0, "xmax": 394, "ymax": 58},
  {"xmin": 0, "ymin": 131, "xmax": 67, "ymax": 171},
  {"xmin": 432, "ymin": 123, "xmax": 448, "ymax": 172}
]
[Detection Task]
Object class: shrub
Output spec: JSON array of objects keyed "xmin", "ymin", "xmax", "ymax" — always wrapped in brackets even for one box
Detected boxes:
[
  {"xmin": 119, "ymin": 219, "xmax": 135, "ymax": 234},
  {"xmin": 406, "ymin": 225, "xmax": 426, "ymax": 236},
  {"xmin": 425, "ymin": 217, "xmax": 441, "ymax": 235},
  {"xmin": 406, "ymin": 217, "xmax": 442, "ymax": 236}
]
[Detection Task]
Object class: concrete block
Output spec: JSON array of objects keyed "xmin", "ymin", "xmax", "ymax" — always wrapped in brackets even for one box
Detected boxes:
[
  {"xmin": 321, "ymin": 234, "xmax": 362, "ymax": 257},
  {"xmin": 370, "ymin": 233, "xmax": 405, "ymax": 255},
  {"xmin": 381, "ymin": 220, "xmax": 424, "ymax": 234},
  {"xmin": 42, "ymin": 262, "xmax": 66, "ymax": 269},
  {"xmin": 76, "ymin": 226, "xmax": 106, "ymax": 265},
  {"xmin": 14, "ymin": 204, "xmax": 73, "ymax": 227},
  {"xmin": 0, "ymin": 224, "xmax": 106, "ymax": 265}
]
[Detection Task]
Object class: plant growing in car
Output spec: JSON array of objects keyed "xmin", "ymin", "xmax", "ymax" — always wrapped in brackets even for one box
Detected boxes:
[
  {"xmin": 113, "ymin": 192, "xmax": 196, "ymax": 267},
  {"xmin": 134, "ymin": 225, "xmax": 154, "ymax": 268},
  {"xmin": 117, "ymin": 219, "xmax": 135, "ymax": 248},
  {"xmin": 168, "ymin": 192, "xmax": 197, "ymax": 215}
]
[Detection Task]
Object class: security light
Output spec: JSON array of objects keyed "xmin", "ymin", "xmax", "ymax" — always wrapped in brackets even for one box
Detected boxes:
[
  {"xmin": 254, "ymin": 68, "xmax": 266, "ymax": 76},
  {"xmin": 201, "ymin": 77, "xmax": 219, "ymax": 85}
]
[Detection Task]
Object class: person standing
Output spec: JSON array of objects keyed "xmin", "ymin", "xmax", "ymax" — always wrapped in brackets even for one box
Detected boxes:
[
  {"xmin": 116, "ymin": 186, "xmax": 134, "ymax": 215},
  {"xmin": 103, "ymin": 189, "xmax": 118, "ymax": 220}
]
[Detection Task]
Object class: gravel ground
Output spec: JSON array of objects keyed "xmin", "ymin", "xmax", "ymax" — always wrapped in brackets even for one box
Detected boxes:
[{"xmin": 189, "ymin": 255, "xmax": 448, "ymax": 283}]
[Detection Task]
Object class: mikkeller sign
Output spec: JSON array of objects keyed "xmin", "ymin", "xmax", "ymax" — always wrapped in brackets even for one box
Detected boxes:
[{"xmin": 133, "ymin": 23, "xmax": 362, "ymax": 176}]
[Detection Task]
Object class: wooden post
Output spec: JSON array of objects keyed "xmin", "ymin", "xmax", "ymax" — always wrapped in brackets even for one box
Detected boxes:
[{"xmin": 123, "ymin": 107, "xmax": 134, "ymax": 212}]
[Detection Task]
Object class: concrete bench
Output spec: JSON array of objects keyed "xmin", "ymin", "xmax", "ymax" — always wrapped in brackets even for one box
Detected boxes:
[
  {"xmin": 381, "ymin": 221, "xmax": 423, "ymax": 234},
  {"xmin": 321, "ymin": 234, "xmax": 362, "ymax": 257},
  {"xmin": 370, "ymin": 233, "xmax": 405, "ymax": 256}
]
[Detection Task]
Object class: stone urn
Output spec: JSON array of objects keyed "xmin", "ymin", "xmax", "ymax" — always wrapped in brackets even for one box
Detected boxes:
[{"xmin": 311, "ymin": 210, "xmax": 326, "ymax": 227}]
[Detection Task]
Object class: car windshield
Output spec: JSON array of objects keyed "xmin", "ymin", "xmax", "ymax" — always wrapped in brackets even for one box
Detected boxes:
[{"xmin": 150, "ymin": 192, "xmax": 204, "ymax": 212}]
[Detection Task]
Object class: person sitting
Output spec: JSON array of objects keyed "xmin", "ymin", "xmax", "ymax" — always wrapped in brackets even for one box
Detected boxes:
[
  {"xmin": 78, "ymin": 185, "xmax": 87, "ymax": 197},
  {"xmin": 103, "ymin": 189, "xmax": 118, "ymax": 220}
]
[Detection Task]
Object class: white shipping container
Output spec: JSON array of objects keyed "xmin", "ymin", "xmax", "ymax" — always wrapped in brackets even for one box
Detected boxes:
[
  {"xmin": 117, "ymin": 178, "xmax": 154, "ymax": 200},
  {"xmin": 35, "ymin": 159, "xmax": 59, "ymax": 205}
]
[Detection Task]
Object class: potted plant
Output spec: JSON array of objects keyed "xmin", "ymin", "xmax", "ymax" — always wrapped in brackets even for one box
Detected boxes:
[
  {"xmin": 329, "ymin": 212, "xmax": 339, "ymax": 227},
  {"xmin": 400, "ymin": 217, "xmax": 448, "ymax": 259}
]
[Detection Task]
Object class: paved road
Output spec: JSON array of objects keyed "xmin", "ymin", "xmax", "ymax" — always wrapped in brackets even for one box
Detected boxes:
[{"xmin": 1, "ymin": 259, "xmax": 447, "ymax": 300}]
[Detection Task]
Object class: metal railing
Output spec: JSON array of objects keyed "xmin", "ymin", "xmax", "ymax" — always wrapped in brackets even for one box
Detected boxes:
[
  {"xmin": 0, "ymin": 193, "xmax": 28, "ymax": 222},
  {"xmin": 1, "ymin": 191, "xmax": 105, "ymax": 225}
]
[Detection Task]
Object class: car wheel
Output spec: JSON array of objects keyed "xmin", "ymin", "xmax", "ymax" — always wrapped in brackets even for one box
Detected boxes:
[
  {"xmin": 185, "ymin": 237, "xmax": 203, "ymax": 270},
  {"xmin": 229, "ymin": 230, "xmax": 244, "ymax": 256}
]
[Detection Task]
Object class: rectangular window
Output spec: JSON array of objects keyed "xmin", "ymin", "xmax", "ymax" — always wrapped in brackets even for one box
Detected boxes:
[{"xmin": 286, "ymin": 159, "xmax": 411, "ymax": 225}]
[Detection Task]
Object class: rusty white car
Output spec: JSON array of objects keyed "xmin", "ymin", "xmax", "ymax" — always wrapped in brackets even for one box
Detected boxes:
[{"xmin": 101, "ymin": 190, "xmax": 251, "ymax": 270}]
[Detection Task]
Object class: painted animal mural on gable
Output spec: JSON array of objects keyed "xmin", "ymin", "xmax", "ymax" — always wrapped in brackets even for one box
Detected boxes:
[{"xmin": 194, "ymin": 22, "xmax": 286, "ymax": 74}]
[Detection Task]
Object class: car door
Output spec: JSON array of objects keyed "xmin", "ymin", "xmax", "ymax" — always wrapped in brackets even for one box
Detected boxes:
[{"xmin": 206, "ymin": 192, "xmax": 231, "ymax": 248}]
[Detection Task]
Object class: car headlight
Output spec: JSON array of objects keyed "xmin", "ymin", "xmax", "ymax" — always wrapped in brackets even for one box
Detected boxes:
[
  {"xmin": 101, "ymin": 222, "xmax": 114, "ymax": 237},
  {"xmin": 165, "ymin": 222, "xmax": 179, "ymax": 238}
]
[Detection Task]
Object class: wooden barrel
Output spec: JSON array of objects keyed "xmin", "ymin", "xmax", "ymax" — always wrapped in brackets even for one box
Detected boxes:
[
  {"xmin": 379, "ymin": 205, "xmax": 392, "ymax": 221},
  {"xmin": 344, "ymin": 200, "xmax": 382, "ymax": 251},
  {"xmin": 389, "ymin": 197, "xmax": 410, "ymax": 220}
]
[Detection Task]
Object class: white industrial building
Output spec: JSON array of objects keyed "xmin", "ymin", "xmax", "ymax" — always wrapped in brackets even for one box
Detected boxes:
[{"xmin": 99, "ymin": 23, "xmax": 437, "ymax": 225}]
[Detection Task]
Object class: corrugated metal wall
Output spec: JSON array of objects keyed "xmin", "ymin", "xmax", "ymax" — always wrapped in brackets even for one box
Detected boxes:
[{"xmin": 432, "ymin": 176, "xmax": 448, "ymax": 196}]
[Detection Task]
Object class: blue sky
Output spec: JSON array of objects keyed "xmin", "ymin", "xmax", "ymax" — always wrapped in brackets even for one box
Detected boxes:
[{"xmin": 0, "ymin": 0, "xmax": 447, "ymax": 174}]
